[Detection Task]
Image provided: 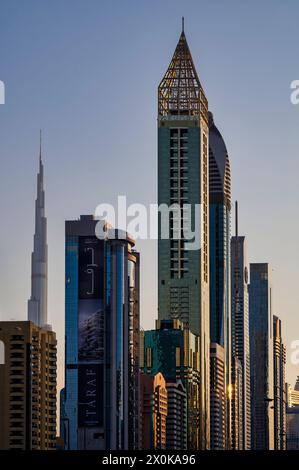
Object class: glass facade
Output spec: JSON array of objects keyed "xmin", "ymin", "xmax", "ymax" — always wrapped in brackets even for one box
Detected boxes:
[
  {"xmin": 105, "ymin": 241, "xmax": 140, "ymax": 450},
  {"xmin": 249, "ymin": 263, "xmax": 274, "ymax": 450},
  {"xmin": 231, "ymin": 235, "xmax": 251, "ymax": 449},
  {"xmin": 158, "ymin": 30, "xmax": 210, "ymax": 449},
  {"xmin": 273, "ymin": 315, "xmax": 287, "ymax": 450},
  {"xmin": 65, "ymin": 235, "xmax": 79, "ymax": 450},
  {"xmin": 115, "ymin": 245, "xmax": 125, "ymax": 448},
  {"xmin": 209, "ymin": 205, "xmax": 230, "ymax": 347},
  {"xmin": 158, "ymin": 122, "xmax": 210, "ymax": 450},
  {"xmin": 64, "ymin": 216, "xmax": 139, "ymax": 450},
  {"xmin": 208, "ymin": 112, "xmax": 231, "ymax": 449},
  {"xmin": 287, "ymin": 408, "xmax": 299, "ymax": 449},
  {"xmin": 128, "ymin": 257, "xmax": 140, "ymax": 449}
]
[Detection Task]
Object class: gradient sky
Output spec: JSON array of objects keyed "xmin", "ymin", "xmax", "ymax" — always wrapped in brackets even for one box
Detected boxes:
[{"xmin": 1, "ymin": 0, "xmax": 299, "ymax": 403}]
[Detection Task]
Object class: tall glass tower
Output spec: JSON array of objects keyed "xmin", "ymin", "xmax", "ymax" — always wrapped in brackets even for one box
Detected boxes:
[
  {"xmin": 273, "ymin": 315, "xmax": 287, "ymax": 450},
  {"xmin": 231, "ymin": 205, "xmax": 251, "ymax": 449},
  {"xmin": 249, "ymin": 263, "xmax": 274, "ymax": 450},
  {"xmin": 208, "ymin": 112, "xmax": 231, "ymax": 449},
  {"xmin": 63, "ymin": 216, "xmax": 140, "ymax": 450},
  {"xmin": 157, "ymin": 23, "xmax": 210, "ymax": 449}
]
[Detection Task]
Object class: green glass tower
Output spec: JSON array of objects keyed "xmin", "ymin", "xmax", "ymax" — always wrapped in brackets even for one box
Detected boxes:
[{"xmin": 157, "ymin": 24, "xmax": 210, "ymax": 448}]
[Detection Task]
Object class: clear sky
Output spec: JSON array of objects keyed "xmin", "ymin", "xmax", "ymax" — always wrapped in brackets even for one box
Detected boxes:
[{"xmin": 0, "ymin": 0, "xmax": 299, "ymax": 402}]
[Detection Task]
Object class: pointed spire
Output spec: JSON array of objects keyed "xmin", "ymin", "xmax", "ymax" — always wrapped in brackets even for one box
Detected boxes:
[
  {"xmin": 158, "ymin": 22, "xmax": 208, "ymax": 120},
  {"xmin": 39, "ymin": 129, "xmax": 42, "ymax": 162},
  {"xmin": 28, "ymin": 132, "xmax": 48, "ymax": 329}
]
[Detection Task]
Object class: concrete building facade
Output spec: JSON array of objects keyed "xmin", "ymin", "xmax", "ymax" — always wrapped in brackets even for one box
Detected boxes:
[
  {"xmin": 141, "ymin": 319, "xmax": 199, "ymax": 449},
  {"xmin": 140, "ymin": 373, "xmax": 168, "ymax": 450},
  {"xmin": 0, "ymin": 321, "xmax": 57, "ymax": 450}
]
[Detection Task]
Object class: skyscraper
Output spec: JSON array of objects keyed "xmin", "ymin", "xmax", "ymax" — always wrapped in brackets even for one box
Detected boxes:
[
  {"xmin": 209, "ymin": 111, "xmax": 231, "ymax": 449},
  {"xmin": 141, "ymin": 319, "xmax": 199, "ymax": 449},
  {"xmin": 140, "ymin": 372, "xmax": 168, "ymax": 450},
  {"xmin": 28, "ymin": 132, "xmax": 49, "ymax": 329},
  {"xmin": 273, "ymin": 315, "xmax": 287, "ymax": 450},
  {"xmin": 231, "ymin": 356, "xmax": 243, "ymax": 450},
  {"xmin": 63, "ymin": 216, "xmax": 140, "ymax": 450},
  {"xmin": 286, "ymin": 377, "xmax": 299, "ymax": 449},
  {"xmin": 157, "ymin": 23, "xmax": 210, "ymax": 449},
  {"xmin": 0, "ymin": 321, "xmax": 57, "ymax": 450},
  {"xmin": 0, "ymin": 138, "xmax": 57, "ymax": 450},
  {"xmin": 287, "ymin": 407, "xmax": 299, "ymax": 450},
  {"xmin": 165, "ymin": 379, "xmax": 187, "ymax": 450},
  {"xmin": 210, "ymin": 343, "xmax": 226, "ymax": 449},
  {"xmin": 106, "ymin": 230, "xmax": 140, "ymax": 450},
  {"xmin": 287, "ymin": 378, "xmax": 299, "ymax": 407},
  {"xmin": 249, "ymin": 263, "xmax": 274, "ymax": 450},
  {"xmin": 231, "ymin": 204, "xmax": 251, "ymax": 449}
]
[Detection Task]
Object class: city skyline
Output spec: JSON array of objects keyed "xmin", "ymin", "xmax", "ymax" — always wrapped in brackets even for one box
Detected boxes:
[{"xmin": 1, "ymin": 0, "xmax": 299, "ymax": 413}]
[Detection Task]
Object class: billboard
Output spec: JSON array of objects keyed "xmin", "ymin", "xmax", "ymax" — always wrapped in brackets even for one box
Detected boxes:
[
  {"xmin": 78, "ymin": 236, "xmax": 104, "ymax": 300},
  {"xmin": 78, "ymin": 299, "xmax": 104, "ymax": 361},
  {"xmin": 78, "ymin": 364, "xmax": 104, "ymax": 427},
  {"xmin": 78, "ymin": 236, "xmax": 105, "ymax": 427}
]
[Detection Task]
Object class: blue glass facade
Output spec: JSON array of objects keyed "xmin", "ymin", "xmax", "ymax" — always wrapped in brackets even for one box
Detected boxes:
[
  {"xmin": 208, "ymin": 112, "xmax": 231, "ymax": 449},
  {"xmin": 63, "ymin": 217, "xmax": 140, "ymax": 450},
  {"xmin": 116, "ymin": 246, "xmax": 125, "ymax": 447},
  {"xmin": 65, "ymin": 235, "xmax": 79, "ymax": 449},
  {"xmin": 209, "ymin": 204, "xmax": 230, "ymax": 347},
  {"xmin": 105, "ymin": 240, "xmax": 140, "ymax": 450},
  {"xmin": 59, "ymin": 388, "xmax": 66, "ymax": 447},
  {"xmin": 249, "ymin": 263, "xmax": 274, "ymax": 450}
]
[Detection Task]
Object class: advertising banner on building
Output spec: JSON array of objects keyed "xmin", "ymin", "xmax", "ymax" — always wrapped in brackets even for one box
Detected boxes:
[
  {"xmin": 78, "ymin": 236, "xmax": 104, "ymax": 300},
  {"xmin": 77, "ymin": 236, "xmax": 105, "ymax": 427},
  {"xmin": 78, "ymin": 364, "xmax": 104, "ymax": 427}
]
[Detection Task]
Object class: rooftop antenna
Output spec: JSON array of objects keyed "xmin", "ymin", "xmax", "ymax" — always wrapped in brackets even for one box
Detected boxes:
[
  {"xmin": 182, "ymin": 16, "xmax": 185, "ymax": 33},
  {"xmin": 235, "ymin": 200, "xmax": 238, "ymax": 238}
]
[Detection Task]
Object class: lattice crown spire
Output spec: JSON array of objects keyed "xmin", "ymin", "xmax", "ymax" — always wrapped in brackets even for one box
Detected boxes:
[{"xmin": 158, "ymin": 25, "xmax": 208, "ymax": 118}]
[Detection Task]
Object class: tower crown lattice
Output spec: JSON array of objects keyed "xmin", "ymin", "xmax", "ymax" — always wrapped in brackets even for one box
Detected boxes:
[{"xmin": 158, "ymin": 30, "xmax": 208, "ymax": 120}]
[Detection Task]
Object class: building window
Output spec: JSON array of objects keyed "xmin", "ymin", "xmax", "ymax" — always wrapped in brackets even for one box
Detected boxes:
[{"xmin": 169, "ymin": 128, "xmax": 189, "ymax": 280}]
